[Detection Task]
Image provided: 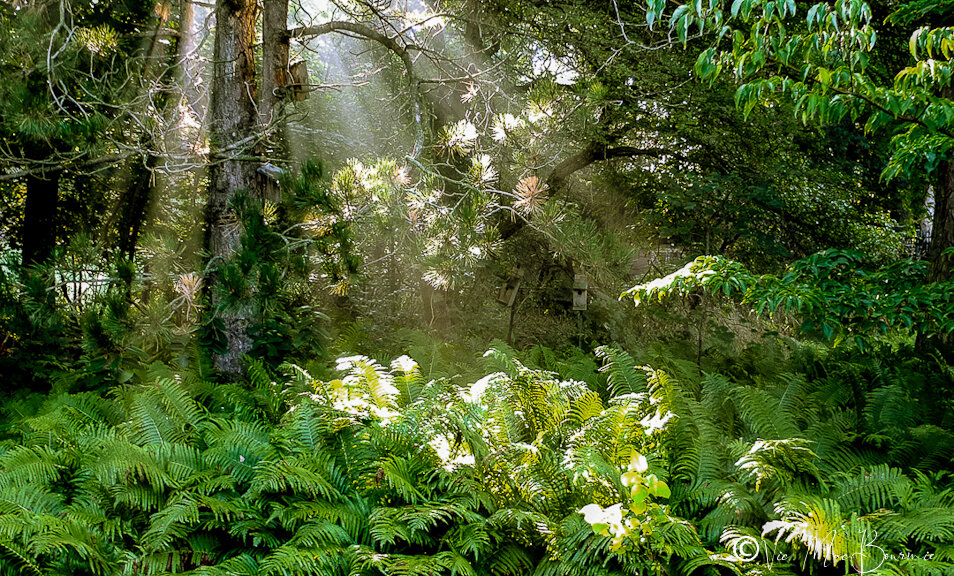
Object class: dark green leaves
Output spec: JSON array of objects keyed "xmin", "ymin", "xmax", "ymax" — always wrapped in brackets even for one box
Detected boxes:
[{"xmin": 625, "ymin": 250, "xmax": 954, "ymax": 344}]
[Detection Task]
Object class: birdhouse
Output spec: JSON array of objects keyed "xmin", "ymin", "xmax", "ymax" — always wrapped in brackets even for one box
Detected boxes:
[
  {"xmin": 496, "ymin": 264, "xmax": 526, "ymax": 307},
  {"xmin": 572, "ymin": 273, "xmax": 588, "ymax": 311},
  {"xmin": 288, "ymin": 60, "xmax": 309, "ymax": 101},
  {"xmin": 257, "ymin": 163, "xmax": 285, "ymax": 202}
]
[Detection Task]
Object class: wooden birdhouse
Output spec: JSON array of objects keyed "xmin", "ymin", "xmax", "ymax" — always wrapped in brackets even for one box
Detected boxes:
[
  {"xmin": 496, "ymin": 264, "xmax": 526, "ymax": 307},
  {"xmin": 257, "ymin": 163, "xmax": 285, "ymax": 202},
  {"xmin": 288, "ymin": 60, "xmax": 309, "ymax": 101},
  {"xmin": 572, "ymin": 273, "xmax": 588, "ymax": 311}
]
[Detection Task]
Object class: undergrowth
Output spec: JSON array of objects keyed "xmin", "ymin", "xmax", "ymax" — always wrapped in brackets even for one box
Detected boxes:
[{"xmin": 0, "ymin": 336, "xmax": 951, "ymax": 575}]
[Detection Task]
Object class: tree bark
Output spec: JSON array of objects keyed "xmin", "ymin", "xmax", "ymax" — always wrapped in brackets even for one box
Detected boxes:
[
  {"xmin": 261, "ymin": 0, "xmax": 289, "ymax": 159},
  {"xmin": 916, "ymin": 157, "xmax": 954, "ymax": 354},
  {"xmin": 177, "ymin": 0, "xmax": 201, "ymax": 114},
  {"xmin": 915, "ymin": 87, "xmax": 954, "ymax": 354},
  {"xmin": 207, "ymin": 0, "xmax": 258, "ymax": 376},
  {"xmin": 927, "ymin": 84, "xmax": 954, "ymax": 284},
  {"xmin": 546, "ymin": 143, "xmax": 672, "ymax": 193}
]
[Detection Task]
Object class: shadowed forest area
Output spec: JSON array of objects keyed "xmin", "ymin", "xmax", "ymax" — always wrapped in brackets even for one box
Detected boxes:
[{"xmin": 0, "ymin": 0, "xmax": 953, "ymax": 574}]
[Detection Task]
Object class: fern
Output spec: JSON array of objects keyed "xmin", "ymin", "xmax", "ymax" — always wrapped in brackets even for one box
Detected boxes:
[
  {"xmin": 736, "ymin": 438, "xmax": 820, "ymax": 492},
  {"xmin": 1, "ymin": 341, "xmax": 952, "ymax": 576},
  {"xmin": 833, "ymin": 464, "xmax": 909, "ymax": 511},
  {"xmin": 391, "ymin": 355, "xmax": 426, "ymax": 406},
  {"xmin": 595, "ymin": 345, "xmax": 646, "ymax": 396}
]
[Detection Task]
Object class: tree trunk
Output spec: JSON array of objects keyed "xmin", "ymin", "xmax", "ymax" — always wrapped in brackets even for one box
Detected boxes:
[
  {"xmin": 916, "ymin": 85, "xmax": 954, "ymax": 355},
  {"xmin": 927, "ymin": 84, "xmax": 954, "ymax": 284},
  {"xmin": 177, "ymin": 0, "xmax": 201, "ymax": 114},
  {"xmin": 207, "ymin": 0, "xmax": 258, "ymax": 376},
  {"xmin": 117, "ymin": 154, "xmax": 159, "ymax": 259},
  {"xmin": 927, "ymin": 152, "xmax": 954, "ymax": 284},
  {"xmin": 259, "ymin": 0, "xmax": 290, "ymax": 205},
  {"xmin": 261, "ymin": 0, "xmax": 290, "ymax": 157},
  {"xmin": 21, "ymin": 170, "xmax": 60, "ymax": 267}
]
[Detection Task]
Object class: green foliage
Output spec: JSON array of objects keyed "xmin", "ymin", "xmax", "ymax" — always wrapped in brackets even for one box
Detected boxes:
[
  {"xmin": 205, "ymin": 160, "xmax": 356, "ymax": 368},
  {"xmin": 3, "ymin": 2, "xmax": 954, "ymax": 574},
  {"xmin": 0, "ymin": 333, "xmax": 952, "ymax": 576},
  {"xmin": 0, "ymin": 252, "xmax": 71, "ymax": 390},
  {"xmin": 625, "ymin": 250, "xmax": 954, "ymax": 345},
  {"xmin": 646, "ymin": 0, "xmax": 953, "ymax": 184},
  {"xmin": 593, "ymin": 337, "xmax": 954, "ymax": 575},
  {"xmin": 580, "ymin": 453, "xmax": 709, "ymax": 574},
  {"xmin": 0, "ymin": 239, "xmax": 208, "ymax": 393},
  {"xmin": 0, "ymin": 349, "xmax": 650, "ymax": 575}
]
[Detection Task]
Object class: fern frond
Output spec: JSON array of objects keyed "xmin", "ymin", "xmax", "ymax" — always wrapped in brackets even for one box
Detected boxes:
[
  {"xmin": 379, "ymin": 456, "xmax": 428, "ymax": 504},
  {"xmin": 0, "ymin": 446, "xmax": 63, "ymax": 491},
  {"xmin": 336, "ymin": 355, "xmax": 400, "ymax": 409},
  {"xmin": 0, "ymin": 539, "xmax": 41, "ymax": 576},
  {"xmin": 391, "ymin": 355, "xmax": 426, "ymax": 406},
  {"xmin": 865, "ymin": 383, "xmax": 918, "ymax": 432},
  {"xmin": 764, "ymin": 496, "xmax": 884, "ymax": 572},
  {"xmin": 876, "ymin": 507, "xmax": 954, "ymax": 543},
  {"xmin": 260, "ymin": 544, "xmax": 349, "ymax": 576},
  {"xmin": 774, "ymin": 372, "xmax": 815, "ymax": 431},
  {"xmin": 733, "ymin": 388, "xmax": 800, "ymax": 439},
  {"xmin": 834, "ymin": 464, "xmax": 909, "ymax": 511},
  {"xmin": 247, "ymin": 358, "xmax": 288, "ymax": 422},
  {"xmin": 595, "ymin": 345, "xmax": 646, "ymax": 396},
  {"xmin": 141, "ymin": 492, "xmax": 199, "ymax": 552},
  {"xmin": 736, "ymin": 438, "xmax": 819, "ymax": 492},
  {"xmin": 203, "ymin": 418, "xmax": 275, "ymax": 484},
  {"xmin": 250, "ymin": 457, "xmax": 342, "ymax": 500},
  {"xmin": 482, "ymin": 343, "xmax": 521, "ymax": 377}
]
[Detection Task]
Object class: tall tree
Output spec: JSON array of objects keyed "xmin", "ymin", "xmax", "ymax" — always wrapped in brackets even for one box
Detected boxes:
[
  {"xmin": 0, "ymin": 1, "xmax": 103, "ymax": 266},
  {"xmin": 206, "ymin": 0, "xmax": 260, "ymax": 375}
]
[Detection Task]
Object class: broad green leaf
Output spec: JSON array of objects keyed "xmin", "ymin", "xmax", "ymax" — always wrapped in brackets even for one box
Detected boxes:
[
  {"xmin": 622, "ymin": 470, "xmax": 643, "ymax": 487},
  {"xmin": 631, "ymin": 485, "xmax": 650, "ymax": 504},
  {"xmin": 731, "ymin": 0, "xmax": 745, "ymax": 18},
  {"xmin": 653, "ymin": 479, "xmax": 672, "ymax": 499},
  {"xmin": 629, "ymin": 452, "xmax": 649, "ymax": 473}
]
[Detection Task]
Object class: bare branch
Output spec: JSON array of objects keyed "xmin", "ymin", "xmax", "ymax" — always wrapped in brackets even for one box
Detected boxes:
[
  {"xmin": 0, "ymin": 153, "xmax": 134, "ymax": 182},
  {"xmin": 291, "ymin": 21, "xmax": 415, "ymax": 79},
  {"xmin": 547, "ymin": 142, "xmax": 674, "ymax": 189}
]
